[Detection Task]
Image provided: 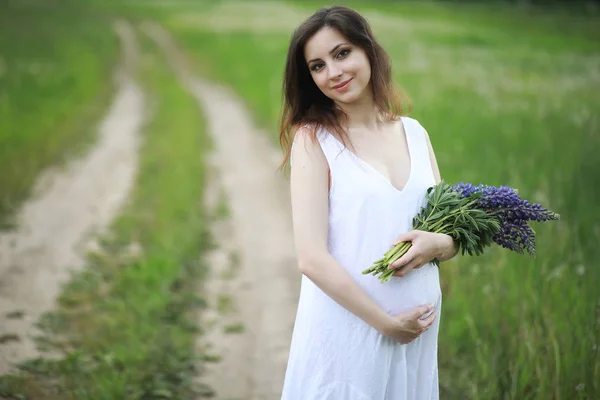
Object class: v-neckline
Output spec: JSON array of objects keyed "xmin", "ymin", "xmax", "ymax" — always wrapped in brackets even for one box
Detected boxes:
[{"xmin": 328, "ymin": 116, "xmax": 414, "ymax": 194}]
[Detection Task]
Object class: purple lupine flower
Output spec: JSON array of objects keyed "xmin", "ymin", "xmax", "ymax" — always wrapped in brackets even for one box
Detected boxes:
[
  {"xmin": 452, "ymin": 183, "xmax": 520, "ymax": 209},
  {"xmin": 365, "ymin": 180, "xmax": 559, "ymax": 282},
  {"xmin": 479, "ymin": 185, "xmax": 522, "ymax": 209},
  {"xmin": 449, "ymin": 182, "xmax": 558, "ymax": 258},
  {"xmin": 452, "ymin": 182, "xmax": 479, "ymax": 197},
  {"xmin": 493, "ymin": 219, "xmax": 536, "ymax": 256},
  {"xmin": 516, "ymin": 200, "xmax": 559, "ymax": 222},
  {"xmin": 451, "ymin": 183, "xmax": 559, "ymax": 223}
]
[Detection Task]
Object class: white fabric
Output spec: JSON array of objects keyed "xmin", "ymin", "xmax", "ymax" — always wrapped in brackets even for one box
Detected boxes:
[{"xmin": 282, "ymin": 116, "xmax": 442, "ymax": 400}]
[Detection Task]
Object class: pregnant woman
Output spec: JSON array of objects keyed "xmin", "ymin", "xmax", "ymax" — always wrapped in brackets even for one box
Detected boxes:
[{"xmin": 279, "ymin": 5, "xmax": 459, "ymax": 400}]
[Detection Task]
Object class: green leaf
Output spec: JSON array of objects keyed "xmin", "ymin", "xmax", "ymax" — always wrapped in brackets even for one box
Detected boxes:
[
  {"xmin": 428, "ymin": 209, "xmax": 446, "ymax": 221},
  {"xmin": 465, "ymin": 213, "xmax": 478, "ymax": 228}
]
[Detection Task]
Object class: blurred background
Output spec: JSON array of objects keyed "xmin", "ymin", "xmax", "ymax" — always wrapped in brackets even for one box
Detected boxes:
[{"xmin": 0, "ymin": 0, "xmax": 599, "ymax": 399}]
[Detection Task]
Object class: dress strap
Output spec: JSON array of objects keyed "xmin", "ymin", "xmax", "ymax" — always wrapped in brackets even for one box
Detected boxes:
[
  {"xmin": 402, "ymin": 117, "xmax": 436, "ymax": 184},
  {"xmin": 316, "ymin": 128, "xmax": 347, "ymax": 170}
]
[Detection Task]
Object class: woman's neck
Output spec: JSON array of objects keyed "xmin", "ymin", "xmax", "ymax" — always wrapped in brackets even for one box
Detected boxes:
[{"xmin": 335, "ymin": 91, "xmax": 382, "ymax": 132}]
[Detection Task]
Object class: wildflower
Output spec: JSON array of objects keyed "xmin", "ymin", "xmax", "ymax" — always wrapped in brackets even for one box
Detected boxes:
[{"xmin": 362, "ymin": 180, "xmax": 560, "ymax": 283}]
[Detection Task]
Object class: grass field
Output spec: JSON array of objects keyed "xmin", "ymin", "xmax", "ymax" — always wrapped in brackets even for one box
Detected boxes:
[
  {"xmin": 1, "ymin": 0, "xmax": 598, "ymax": 398},
  {"xmin": 0, "ymin": 2, "xmax": 118, "ymax": 222},
  {"xmin": 157, "ymin": 1, "xmax": 599, "ymax": 398},
  {"xmin": 0, "ymin": 25, "xmax": 213, "ymax": 399}
]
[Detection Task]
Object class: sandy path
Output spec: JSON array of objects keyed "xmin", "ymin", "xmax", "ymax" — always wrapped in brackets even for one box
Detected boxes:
[
  {"xmin": 142, "ymin": 22, "xmax": 300, "ymax": 400},
  {"xmin": 0, "ymin": 20, "xmax": 144, "ymax": 375}
]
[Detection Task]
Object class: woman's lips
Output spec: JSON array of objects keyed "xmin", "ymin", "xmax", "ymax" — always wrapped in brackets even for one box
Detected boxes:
[{"xmin": 333, "ymin": 78, "xmax": 353, "ymax": 92}]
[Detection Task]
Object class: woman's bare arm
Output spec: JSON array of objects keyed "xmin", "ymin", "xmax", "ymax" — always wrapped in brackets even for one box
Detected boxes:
[{"xmin": 290, "ymin": 127, "xmax": 392, "ymax": 334}]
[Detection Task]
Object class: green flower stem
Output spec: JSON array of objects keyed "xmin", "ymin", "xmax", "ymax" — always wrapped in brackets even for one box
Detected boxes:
[
  {"xmin": 427, "ymin": 200, "xmax": 479, "ymax": 231},
  {"xmin": 384, "ymin": 241, "xmax": 411, "ymax": 262},
  {"xmin": 433, "ymin": 224, "xmax": 452, "ymax": 234},
  {"xmin": 363, "ymin": 241, "xmax": 411, "ymax": 274},
  {"xmin": 362, "ymin": 197, "xmax": 481, "ymax": 282}
]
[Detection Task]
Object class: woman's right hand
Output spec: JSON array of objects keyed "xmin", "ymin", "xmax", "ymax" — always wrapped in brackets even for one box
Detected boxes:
[{"xmin": 381, "ymin": 304, "xmax": 437, "ymax": 344}]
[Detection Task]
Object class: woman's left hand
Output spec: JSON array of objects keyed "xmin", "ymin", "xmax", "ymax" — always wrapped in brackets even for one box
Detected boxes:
[{"xmin": 388, "ymin": 230, "xmax": 454, "ymax": 277}]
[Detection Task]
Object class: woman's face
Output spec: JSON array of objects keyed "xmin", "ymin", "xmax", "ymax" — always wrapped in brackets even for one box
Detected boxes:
[{"xmin": 304, "ymin": 27, "xmax": 371, "ymax": 104}]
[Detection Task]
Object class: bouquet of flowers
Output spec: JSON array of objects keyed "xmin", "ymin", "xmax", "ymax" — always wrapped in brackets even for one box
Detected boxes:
[{"xmin": 362, "ymin": 181, "xmax": 560, "ymax": 283}]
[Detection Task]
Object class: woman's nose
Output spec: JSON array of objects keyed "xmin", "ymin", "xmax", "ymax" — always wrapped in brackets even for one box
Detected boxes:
[{"xmin": 328, "ymin": 64, "xmax": 342, "ymax": 79}]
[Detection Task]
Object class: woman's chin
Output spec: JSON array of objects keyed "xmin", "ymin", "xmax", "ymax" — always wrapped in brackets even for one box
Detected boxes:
[{"xmin": 333, "ymin": 91, "xmax": 361, "ymax": 105}]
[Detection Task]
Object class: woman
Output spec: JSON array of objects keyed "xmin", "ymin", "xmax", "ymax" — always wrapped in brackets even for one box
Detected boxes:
[{"xmin": 279, "ymin": 6, "xmax": 458, "ymax": 400}]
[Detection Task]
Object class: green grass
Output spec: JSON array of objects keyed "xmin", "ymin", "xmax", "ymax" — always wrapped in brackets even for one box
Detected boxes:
[
  {"xmin": 223, "ymin": 323, "xmax": 245, "ymax": 334},
  {"xmin": 171, "ymin": 32, "xmax": 287, "ymax": 131},
  {"xmin": 0, "ymin": 27, "xmax": 213, "ymax": 399},
  {"xmin": 216, "ymin": 294, "xmax": 235, "ymax": 314},
  {"xmin": 0, "ymin": 2, "xmax": 118, "ymax": 222},
  {"xmin": 158, "ymin": 1, "xmax": 599, "ymax": 399}
]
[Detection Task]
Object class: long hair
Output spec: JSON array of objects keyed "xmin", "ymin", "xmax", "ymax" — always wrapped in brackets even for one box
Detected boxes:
[{"xmin": 278, "ymin": 5, "xmax": 411, "ymax": 170}]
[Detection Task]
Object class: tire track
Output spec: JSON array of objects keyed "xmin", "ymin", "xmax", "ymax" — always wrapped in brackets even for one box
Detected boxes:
[
  {"xmin": 0, "ymin": 20, "xmax": 144, "ymax": 375},
  {"xmin": 142, "ymin": 22, "xmax": 299, "ymax": 400}
]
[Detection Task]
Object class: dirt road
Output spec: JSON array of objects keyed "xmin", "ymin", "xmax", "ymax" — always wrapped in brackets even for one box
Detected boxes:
[
  {"xmin": 0, "ymin": 18, "xmax": 300, "ymax": 398},
  {"xmin": 0, "ymin": 20, "xmax": 144, "ymax": 375},
  {"xmin": 143, "ymin": 22, "xmax": 300, "ymax": 400}
]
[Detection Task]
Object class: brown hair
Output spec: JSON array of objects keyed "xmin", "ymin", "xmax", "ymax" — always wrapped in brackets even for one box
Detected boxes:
[{"xmin": 278, "ymin": 5, "xmax": 410, "ymax": 170}]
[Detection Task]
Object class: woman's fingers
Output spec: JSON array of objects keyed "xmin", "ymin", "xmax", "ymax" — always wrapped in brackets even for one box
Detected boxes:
[
  {"xmin": 419, "ymin": 311, "xmax": 437, "ymax": 328},
  {"xmin": 392, "ymin": 307, "xmax": 437, "ymax": 344},
  {"xmin": 398, "ymin": 337, "xmax": 416, "ymax": 345},
  {"xmin": 412, "ymin": 316, "xmax": 436, "ymax": 341},
  {"xmin": 389, "ymin": 247, "xmax": 416, "ymax": 270},
  {"xmin": 392, "ymin": 260, "xmax": 413, "ymax": 277},
  {"xmin": 393, "ymin": 257, "xmax": 422, "ymax": 277},
  {"xmin": 396, "ymin": 328, "xmax": 428, "ymax": 344},
  {"xmin": 392, "ymin": 230, "xmax": 417, "ymax": 247}
]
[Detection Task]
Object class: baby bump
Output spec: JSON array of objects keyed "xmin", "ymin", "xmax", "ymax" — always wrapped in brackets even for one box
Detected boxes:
[{"xmin": 360, "ymin": 263, "xmax": 442, "ymax": 316}]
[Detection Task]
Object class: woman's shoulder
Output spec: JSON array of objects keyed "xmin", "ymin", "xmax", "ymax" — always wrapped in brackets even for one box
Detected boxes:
[
  {"xmin": 292, "ymin": 123, "xmax": 325, "ymax": 146},
  {"xmin": 292, "ymin": 123, "xmax": 334, "ymax": 151},
  {"xmin": 290, "ymin": 124, "xmax": 328, "ymax": 163}
]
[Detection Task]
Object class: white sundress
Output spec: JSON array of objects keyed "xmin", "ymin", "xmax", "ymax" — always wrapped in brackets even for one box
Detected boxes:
[{"xmin": 282, "ymin": 116, "xmax": 442, "ymax": 400}]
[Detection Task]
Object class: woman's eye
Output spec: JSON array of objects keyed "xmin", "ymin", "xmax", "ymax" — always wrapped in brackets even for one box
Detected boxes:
[
  {"xmin": 336, "ymin": 49, "xmax": 350, "ymax": 59},
  {"xmin": 311, "ymin": 63, "xmax": 324, "ymax": 72}
]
